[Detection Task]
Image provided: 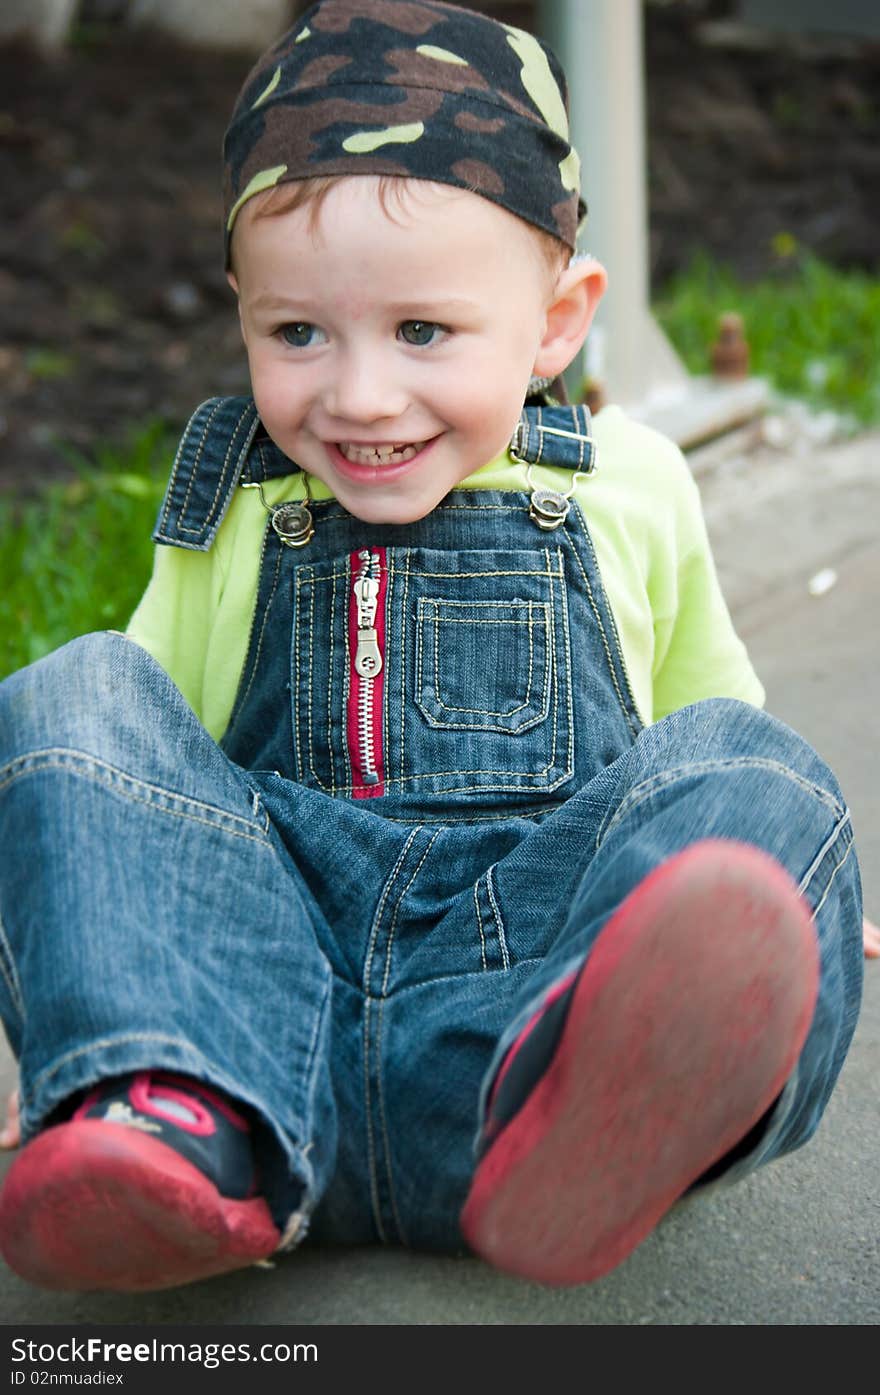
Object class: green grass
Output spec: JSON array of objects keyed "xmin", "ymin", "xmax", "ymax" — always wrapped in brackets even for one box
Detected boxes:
[
  {"xmin": 653, "ymin": 249, "xmax": 880, "ymax": 427},
  {"xmin": 0, "ymin": 423, "xmax": 173, "ymax": 680}
]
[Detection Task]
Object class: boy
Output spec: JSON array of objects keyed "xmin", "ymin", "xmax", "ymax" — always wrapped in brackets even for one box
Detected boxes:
[{"xmin": 0, "ymin": 0, "xmax": 864, "ymax": 1292}]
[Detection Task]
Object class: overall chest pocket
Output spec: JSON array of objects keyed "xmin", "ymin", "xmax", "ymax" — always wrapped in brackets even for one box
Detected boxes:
[
  {"xmin": 415, "ymin": 597, "xmax": 551, "ymax": 734},
  {"xmin": 290, "ymin": 544, "xmax": 574, "ymax": 804}
]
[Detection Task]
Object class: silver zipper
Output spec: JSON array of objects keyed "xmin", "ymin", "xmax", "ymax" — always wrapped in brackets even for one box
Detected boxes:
[{"xmin": 352, "ymin": 549, "xmax": 383, "ymax": 786}]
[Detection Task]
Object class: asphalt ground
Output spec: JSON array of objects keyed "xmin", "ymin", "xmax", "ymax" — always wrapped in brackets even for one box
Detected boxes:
[{"xmin": 1, "ymin": 423, "xmax": 877, "ymax": 1325}]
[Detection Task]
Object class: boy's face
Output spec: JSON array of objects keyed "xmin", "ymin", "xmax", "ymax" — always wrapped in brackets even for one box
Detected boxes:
[{"xmin": 229, "ymin": 178, "xmax": 598, "ymax": 525}]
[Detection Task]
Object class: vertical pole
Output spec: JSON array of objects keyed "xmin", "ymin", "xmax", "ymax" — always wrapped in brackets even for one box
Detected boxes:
[
  {"xmin": 0, "ymin": 0, "xmax": 78, "ymax": 46},
  {"xmin": 537, "ymin": 0, "xmax": 687, "ymax": 407}
]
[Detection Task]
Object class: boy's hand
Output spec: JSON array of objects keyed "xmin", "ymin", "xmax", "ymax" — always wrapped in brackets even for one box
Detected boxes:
[
  {"xmin": 865, "ymin": 917, "xmax": 880, "ymax": 960},
  {"xmin": 0, "ymin": 1088, "xmax": 20, "ymax": 1149}
]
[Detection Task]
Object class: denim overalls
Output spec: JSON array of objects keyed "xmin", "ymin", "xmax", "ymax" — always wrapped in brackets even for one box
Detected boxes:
[{"xmin": 0, "ymin": 399, "xmax": 863, "ymax": 1251}]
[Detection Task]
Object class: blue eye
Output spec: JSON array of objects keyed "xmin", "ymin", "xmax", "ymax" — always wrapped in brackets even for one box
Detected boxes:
[
  {"xmin": 398, "ymin": 320, "xmax": 442, "ymax": 347},
  {"xmin": 280, "ymin": 322, "xmax": 323, "ymax": 348}
]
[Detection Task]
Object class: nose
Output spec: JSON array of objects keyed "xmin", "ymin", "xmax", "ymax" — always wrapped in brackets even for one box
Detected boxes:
[{"xmin": 322, "ymin": 345, "xmax": 409, "ymax": 425}]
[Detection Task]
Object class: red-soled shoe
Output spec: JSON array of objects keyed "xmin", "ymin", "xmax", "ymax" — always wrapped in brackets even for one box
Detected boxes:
[
  {"xmin": 460, "ymin": 839, "xmax": 819, "ymax": 1286},
  {"xmin": 0, "ymin": 1072, "xmax": 280, "ymax": 1291}
]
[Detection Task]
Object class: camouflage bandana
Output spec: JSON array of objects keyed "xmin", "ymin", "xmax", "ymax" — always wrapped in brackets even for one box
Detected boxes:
[{"xmin": 222, "ymin": 0, "xmax": 586, "ymax": 266}]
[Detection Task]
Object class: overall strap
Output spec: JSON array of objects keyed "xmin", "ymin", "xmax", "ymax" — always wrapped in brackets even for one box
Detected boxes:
[
  {"xmin": 152, "ymin": 396, "xmax": 262, "ymax": 550},
  {"xmin": 509, "ymin": 403, "xmax": 596, "ymax": 473},
  {"xmin": 152, "ymin": 397, "xmax": 595, "ymax": 551}
]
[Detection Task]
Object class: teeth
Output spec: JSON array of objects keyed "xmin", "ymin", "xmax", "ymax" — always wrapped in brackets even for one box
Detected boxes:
[{"xmin": 338, "ymin": 441, "xmax": 423, "ymax": 467}]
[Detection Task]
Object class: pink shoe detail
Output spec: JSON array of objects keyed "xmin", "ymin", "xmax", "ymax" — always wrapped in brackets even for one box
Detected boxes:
[{"xmin": 0, "ymin": 1120, "xmax": 280, "ymax": 1291}]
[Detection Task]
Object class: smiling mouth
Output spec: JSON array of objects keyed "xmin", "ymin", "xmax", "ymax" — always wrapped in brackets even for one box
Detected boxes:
[{"xmin": 336, "ymin": 441, "xmax": 427, "ymax": 467}]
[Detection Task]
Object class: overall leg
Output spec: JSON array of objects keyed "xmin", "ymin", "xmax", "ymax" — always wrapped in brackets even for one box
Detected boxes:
[
  {"xmin": 0, "ymin": 632, "xmax": 337, "ymax": 1284},
  {"xmin": 463, "ymin": 699, "xmax": 863, "ymax": 1282}
]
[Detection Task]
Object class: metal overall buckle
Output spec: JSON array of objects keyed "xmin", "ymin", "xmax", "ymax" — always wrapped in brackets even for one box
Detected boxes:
[
  {"xmin": 241, "ymin": 476, "xmax": 315, "ymax": 547},
  {"xmin": 508, "ymin": 418, "xmax": 597, "ymax": 531}
]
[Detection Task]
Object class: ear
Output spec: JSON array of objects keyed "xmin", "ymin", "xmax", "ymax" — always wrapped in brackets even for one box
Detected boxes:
[
  {"xmin": 226, "ymin": 270, "xmax": 247, "ymax": 340},
  {"xmin": 531, "ymin": 256, "xmax": 607, "ymax": 380}
]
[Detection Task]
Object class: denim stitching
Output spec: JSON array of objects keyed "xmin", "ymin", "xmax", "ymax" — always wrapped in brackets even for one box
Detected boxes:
[
  {"xmin": 340, "ymin": 562, "xmax": 353, "ymax": 793},
  {"xmin": 0, "ymin": 908, "xmax": 25, "ymax": 1021},
  {"xmin": 304, "ymin": 574, "xmax": 317, "ymax": 787},
  {"xmin": 315, "ymin": 572, "xmax": 336, "ymax": 794},
  {"xmin": 229, "ymin": 525, "xmax": 282, "ymax": 732},
  {"xmin": 226, "ymin": 517, "xmax": 271, "ymax": 729},
  {"xmin": 415, "ymin": 602, "xmax": 546, "ymax": 730},
  {"xmin": 311, "ymin": 502, "xmax": 526, "ymax": 524},
  {"xmin": 381, "ymin": 556, "xmax": 391, "ymax": 790},
  {"xmin": 421, "ymin": 503, "xmax": 525, "ymax": 514},
  {"xmin": 367, "ymin": 956, "xmax": 548, "ymax": 999},
  {"xmin": 300, "ymin": 968, "xmax": 332, "ymax": 1155},
  {"xmin": 388, "ymin": 770, "xmax": 574, "ymax": 792},
  {"xmin": 415, "ymin": 593, "xmax": 425, "ymax": 735},
  {"xmin": 530, "ymin": 421, "xmax": 589, "ymax": 472},
  {"xmin": 525, "ymin": 604, "xmax": 537, "ymax": 722},
  {"xmin": 486, "ymin": 865, "xmax": 510, "ymax": 971},
  {"xmin": 175, "ymin": 400, "xmax": 227, "ymax": 535},
  {"xmin": 256, "ymin": 441, "xmax": 270, "ymax": 484},
  {"xmin": 299, "ymin": 566, "xmax": 327, "ymax": 786},
  {"xmin": 177, "ymin": 408, "xmax": 239, "ymax": 536},
  {"xmin": 431, "ymin": 614, "xmax": 535, "ymax": 718},
  {"xmin": 0, "ymin": 751, "xmax": 270, "ymax": 842},
  {"xmin": 419, "ymin": 600, "xmax": 549, "ymax": 725},
  {"xmin": 377, "ymin": 806, "xmax": 557, "ymax": 824},
  {"xmin": 293, "ymin": 569, "xmax": 305, "ymax": 783},
  {"xmin": 187, "ymin": 403, "xmax": 247, "ymax": 532},
  {"xmin": 177, "ymin": 404, "xmax": 256, "ymax": 538},
  {"xmin": 304, "ymin": 571, "xmax": 336, "ymax": 794},
  {"xmin": 328, "ymin": 564, "xmax": 340, "ymax": 794},
  {"xmin": 363, "ymin": 828, "xmax": 422, "ymax": 993},
  {"xmin": 809, "ymin": 834, "xmax": 854, "ymax": 921},
  {"xmin": 597, "ymin": 756, "xmax": 846, "ymax": 851},
  {"xmin": 296, "ymin": 552, "xmax": 570, "ymax": 793},
  {"xmin": 423, "ymin": 608, "xmax": 546, "ymax": 619},
  {"xmin": 572, "ymin": 503, "xmax": 641, "ymax": 727},
  {"xmin": 561, "ymin": 515, "xmax": 641, "ymax": 737},
  {"xmin": 797, "ymin": 809, "xmax": 850, "ymax": 895},
  {"xmin": 31, "ymin": 1032, "xmax": 213, "ymax": 1095},
  {"xmin": 362, "ymin": 828, "xmax": 423, "ymax": 1242},
  {"xmin": 362, "ymin": 996, "xmax": 386, "ymax": 1240},
  {"xmin": 422, "ymin": 601, "xmax": 549, "ymax": 616},
  {"xmin": 274, "ymin": 558, "xmax": 561, "ymax": 585},
  {"xmin": 426, "ymin": 601, "xmax": 543, "ymax": 715},
  {"xmin": 398, "ymin": 550, "xmax": 410, "ymax": 781},
  {"xmin": 410, "ymin": 567, "xmax": 563, "ymax": 580},
  {"xmin": 244, "ymin": 787, "xmax": 270, "ymax": 835},
  {"xmin": 376, "ymin": 825, "xmax": 440, "ymax": 1244},
  {"xmin": 291, "ymin": 765, "xmax": 574, "ymax": 793},
  {"xmin": 547, "ymin": 548, "xmax": 573, "ymax": 779},
  {"xmin": 375, "ymin": 997, "xmax": 408, "ymax": 1244},
  {"xmin": 473, "ymin": 881, "xmax": 489, "ymax": 970},
  {"xmin": 157, "ymin": 398, "xmax": 223, "ymax": 537},
  {"xmin": 798, "ymin": 811, "xmax": 853, "ymax": 910},
  {"xmin": 296, "ymin": 567, "xmax": 351, "ymax": 582},
  {"xmin": 379, "ymin": 833, "xmax": 440, "ymax": 998},
  {"xmin": 375, "ymin": 830, "xmax": 440, "ymax": 1244},
  {"xmin": 325, "ymin": 567, "xmax": 334, "ymax": 787},
  {"xmin": 524, "ymin": 550, "xmax": 567, "ymax": 784}
]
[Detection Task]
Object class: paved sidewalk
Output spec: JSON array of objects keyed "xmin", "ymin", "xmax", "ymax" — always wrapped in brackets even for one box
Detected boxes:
[{"xmin": 1, "ymin": 428, "xmax": 878, "ymax": 1324}]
